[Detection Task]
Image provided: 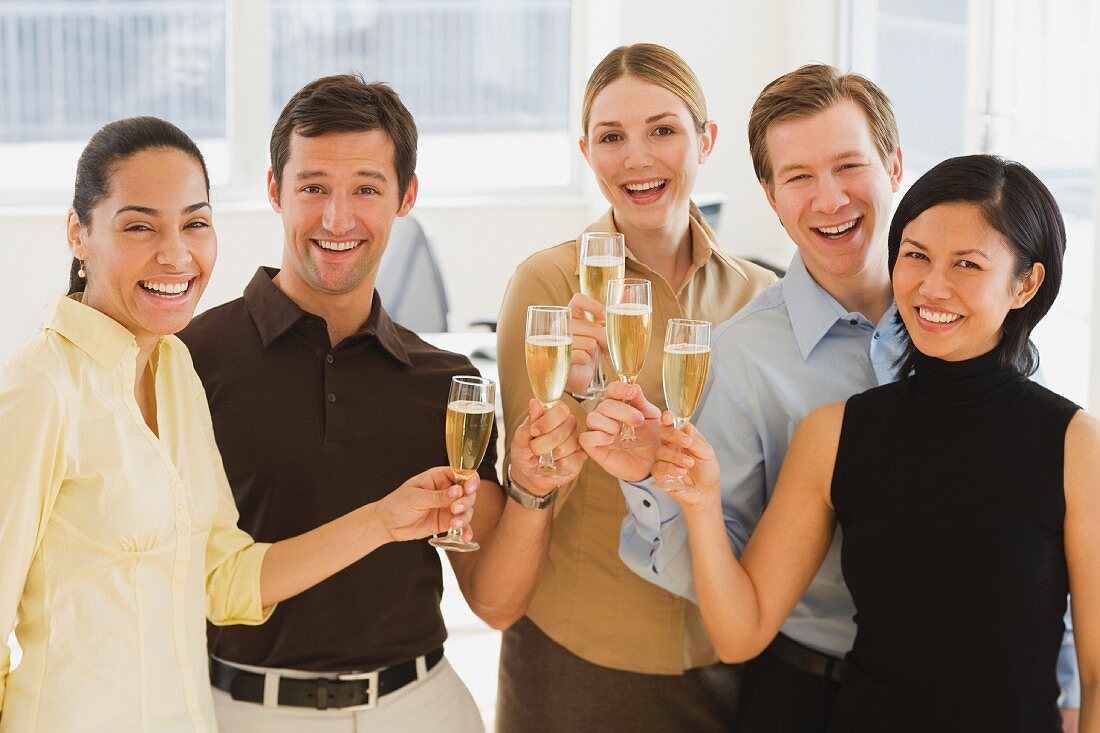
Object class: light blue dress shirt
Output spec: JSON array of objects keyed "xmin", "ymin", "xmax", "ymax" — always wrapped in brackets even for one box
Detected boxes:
[{"xmin": 618, "ymin": 251, "xmax": 1080, "ymax": 706}]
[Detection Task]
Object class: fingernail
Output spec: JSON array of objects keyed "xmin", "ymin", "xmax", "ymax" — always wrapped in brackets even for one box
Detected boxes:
[
  {"xmin": 454, "ymin": 519, "xmax": 464, "ymax": 528},
  {"xmin": 454, "ymin": 503, "xmax": 465, "ymax": 512}
]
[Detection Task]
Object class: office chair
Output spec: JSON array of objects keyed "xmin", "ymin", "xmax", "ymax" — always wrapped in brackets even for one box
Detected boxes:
[{"xmin": 375, "ymin": 214, "xmax": 450, "ymax": 332}]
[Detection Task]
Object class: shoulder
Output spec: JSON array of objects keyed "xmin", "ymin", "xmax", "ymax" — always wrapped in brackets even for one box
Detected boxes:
[
  {"xmin": 510, "ymin": 240, "xmax": 577, "ymax": 283},
  {"xmin": 0, "ymin": 338, "xmax": 66, "ymax": 411},
  {"xmin": 391, "ymin": 322, "xmax": 481, "ymax": 376},
  {"xmin": 708, "ymin": 282, "xmax": 792, "ymax": 369},
  {"xmin": 178, "ymin": 297, "xmax": 250, "ymax": 351},
  {"xmin": 799, "ymin": 400, "xmax": 847, "ymax": 442},
  {"xmin": 713, "ymin": 252, "xmax": 779, "ymax": 290},
  {"xmin": 1066, "ymin": 409, "xmax": 1100, "ymax": 455}
]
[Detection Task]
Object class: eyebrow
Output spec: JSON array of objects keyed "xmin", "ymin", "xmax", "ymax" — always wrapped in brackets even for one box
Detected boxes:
[
  {"xmin": 592, "ymin": 112, "xmax": 678, "ymax": 130},
  {"xmin": 295, "ymin": 169, "xmax": 388, "ymax": 183},
  {"xmin": 774, "ymin": 151, "xmax": 870, "ymax": 177},
  {"xmin": 901, "ymin": 238, "xmax": 992, "ymax": 260},
  {"xmin": 112, "ymin": 202, "xmax": 211, "ymax": 220}
]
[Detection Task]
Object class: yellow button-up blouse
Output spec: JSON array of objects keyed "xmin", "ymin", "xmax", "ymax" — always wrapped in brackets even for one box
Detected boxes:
[{"xmin": 0, "ymin": 296, "xmax": 272, "ymax": 733}]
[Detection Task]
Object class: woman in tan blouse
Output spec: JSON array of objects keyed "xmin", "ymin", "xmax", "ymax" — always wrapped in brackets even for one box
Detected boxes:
[
  {"xmin": 0, "ymin": 117, "xmax": 476, "ymax": 733},
  {"xmin": 495, "ymin": 44, "xmax": 776, "ymax": 731}
]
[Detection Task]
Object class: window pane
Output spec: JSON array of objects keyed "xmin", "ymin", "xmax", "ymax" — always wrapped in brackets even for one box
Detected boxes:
[
  {"xmin": 270, "ymin": 0, "xmax": 574, "ymax": 192},
  {"xmin": 0, "ymin": 0, "xmax": 228, "ymax": 189}
]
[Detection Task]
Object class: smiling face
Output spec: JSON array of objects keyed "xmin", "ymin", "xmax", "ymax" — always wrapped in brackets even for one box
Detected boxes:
[
  {"xmin": 580, "ymin": 74, "xmax": 714, "ymax": 237},
  {"xmin": 67, "ymin": 147, "xmax": 215, "ymax": 343},
  {"xmin": 892, "ymin": 201, "xmax": 1044, "ymax": 362},
  {"xmin": 269, "ymin": 129, "xmax": 417, "ymax": 306},
  {"xmin": 764, "ymin": 100, "xmax": 902, "ymax": 294}
]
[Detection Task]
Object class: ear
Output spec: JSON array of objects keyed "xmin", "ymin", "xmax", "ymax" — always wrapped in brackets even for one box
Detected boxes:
[
  {"xmin": 66, "ymin": 209, "xmax": 88, "ymax": 260},
  {"xmin": 578, "ymin": 136, "xmax": 590, "ymax": 165},
  {"xmin": 886, "ymin": 147, "xmax": 904, "ymax": 193},
  {"xmin": 698, "ymin": 120, "xmax": 718, "ymax": 164},
  {"xmin": 1010, "ymin": 261, "xmax": 1046, "ymax": 309},
  {"xmin": 760, "ymin": 178, "xmax": 779, "ymax": 215},
  {"xmin": 267, "ymin": 168, "xmax": 281, "ymax": 212},
  {"xmin": 397, "ymin": 174, "xmax": 419, "ymax": 217}
]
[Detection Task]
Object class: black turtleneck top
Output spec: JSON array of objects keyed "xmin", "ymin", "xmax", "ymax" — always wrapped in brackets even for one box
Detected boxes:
[{"xmin": 828, "ymin": 349, "xmax": 1079, "ymax": 732}]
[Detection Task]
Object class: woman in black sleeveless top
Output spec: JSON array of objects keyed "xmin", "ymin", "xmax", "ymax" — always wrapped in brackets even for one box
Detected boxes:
[{"xmin": 651, "ymin": 155, "xmax": 1099, "ymax": 731}]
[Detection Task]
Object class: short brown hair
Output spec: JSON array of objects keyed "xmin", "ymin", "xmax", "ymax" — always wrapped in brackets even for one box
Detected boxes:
[
  {"xmin": 270, "ymin": 74, "xmax": 417, "ymax": 200},
  {"xmin": 748, "ymin": 64, "xmax": 899, "ymax": 186},
  {"xmin": 581, "ymin": 44, "xmax": 707, "ymax": 138}
]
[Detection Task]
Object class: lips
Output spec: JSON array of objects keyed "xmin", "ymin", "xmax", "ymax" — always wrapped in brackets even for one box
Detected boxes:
[
  {"xmin": 621, "ymin": 178, "xmax": 668, "ymax": 204},
  {"xmin": 812, "ymin": 217, "xmax": 861, "ymax": 240},
  {"xmin": 139, "ymin": 278, "xmax": 195, "ymax": 300}
]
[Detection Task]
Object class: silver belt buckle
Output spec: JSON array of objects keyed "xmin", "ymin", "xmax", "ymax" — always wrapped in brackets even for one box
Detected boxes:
[{"xmin": 335, "ymin": 670, "xmax": 379, "ymax": 711}]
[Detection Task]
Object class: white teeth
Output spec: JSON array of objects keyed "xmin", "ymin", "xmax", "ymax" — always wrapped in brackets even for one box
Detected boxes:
[
  {"xmin": 919, "ymin": 307, "xmax": 961, "ymax": 324},
  {"xmin": 816, "ymin": 219, "xmax": 858, "ymax": 236},
  {"xmin": 624, "ymin": 180, "xmax": 665, "ymax": 192},
  {"xmin": 316, "ymin": 240, "xmax": 361, "ymax": 251},
  {"xmin": 140, "ymin": 280, "xmax": 190, "ymax": 296}
]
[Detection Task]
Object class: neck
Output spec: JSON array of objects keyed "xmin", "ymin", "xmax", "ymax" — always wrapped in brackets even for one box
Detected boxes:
[
  {"xmin": 272, "ymin": 271, "xmax": 375, "ymax": 347},
  {"xmin": 809, "ymin": 246, "xmax": 894, "ymax": 324},
  {"xmin": 614, "ymin": 208, "xmax": 694, "ymax": 291}
]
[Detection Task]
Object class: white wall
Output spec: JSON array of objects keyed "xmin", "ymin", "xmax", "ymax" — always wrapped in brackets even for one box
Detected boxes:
[{"xmin": 0, "ymin": 0, "xmax": 842, "ymax": 356}]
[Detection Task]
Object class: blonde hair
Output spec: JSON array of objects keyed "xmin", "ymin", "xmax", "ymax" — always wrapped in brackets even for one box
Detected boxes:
[
  {"xmin": 581, "ymin": 44, "xmax": 707, "ymax": 138},
  {"xmin": 748, "ymin": 64, "xmax": 900, "ymax": 186}
]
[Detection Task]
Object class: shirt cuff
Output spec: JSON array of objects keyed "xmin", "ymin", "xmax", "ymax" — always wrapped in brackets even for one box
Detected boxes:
[
  {"xmin": 207, "ymin": 542, "xmax": 277, "ymax": 627},
  {"xmin": 619, "ymin": 478, "xmax": 683, "ymax": 542}
]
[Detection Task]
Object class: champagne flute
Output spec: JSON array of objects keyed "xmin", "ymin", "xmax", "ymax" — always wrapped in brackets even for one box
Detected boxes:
[
  {"xmin": 430, "ymin": 375, "xmax": 495, "ymax": 552},
  {"xmin": 659, "ymin": 319, "xmax": 711, "ymax": 491},
  {"xmin": 577, "ymin": 231, "xmax": 626, "ymax": 399},
  {"xmin": 605, "ymin": 278, "xmax": 653, "ymax": 444},
  {"xmin": 525, "ymin": 306, "xmax": 572, "ymax": 478}
]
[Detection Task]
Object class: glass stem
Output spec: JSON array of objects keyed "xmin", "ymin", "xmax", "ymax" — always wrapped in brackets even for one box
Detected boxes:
[{"xmin": 619, "ymin": 376, "xmax": 637, "ymax": 442}]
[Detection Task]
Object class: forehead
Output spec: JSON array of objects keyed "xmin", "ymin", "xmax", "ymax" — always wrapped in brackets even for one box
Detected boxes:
[
  {"xmin": 905, "ymin": 202, "xmax": 1007, "ymax": 249},
  {"xmin": 766, "ymin": 101, "xmax": 879, "ymax": 169},
  {"xmin": 284, "ymin": 129, "xmax": 397, "ymax": 175},
  {"xmin": 103, "ymin": 148, "xmax": 208, "ymax": 207},
  {"xmin": 589, "ymin": 75, "xmax": 692, "ymax": 128}
]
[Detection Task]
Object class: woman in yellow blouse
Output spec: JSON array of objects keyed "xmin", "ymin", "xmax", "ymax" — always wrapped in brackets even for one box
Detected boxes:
[
  {"xmin": 494, "ymin": 44, "xmax": 776, "ymax": 731},
  {"xmin": 0, "ymin": 117, "xmax": 475, "ymax": 733}
]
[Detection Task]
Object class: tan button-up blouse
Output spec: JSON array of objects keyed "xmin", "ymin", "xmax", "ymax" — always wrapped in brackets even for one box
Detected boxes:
[
  {"xmin": 0, "ymin": 296, "xmax": 272, "ymax": 732},
  {"xmin": 496, "ymin": 206, "xmax": 776, "ymax": 674}
]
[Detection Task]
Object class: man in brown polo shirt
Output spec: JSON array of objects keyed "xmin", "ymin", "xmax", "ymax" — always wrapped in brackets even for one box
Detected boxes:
[{"xmin": 181, "ymin": 74, "xmax": 585, "ymax": 732}]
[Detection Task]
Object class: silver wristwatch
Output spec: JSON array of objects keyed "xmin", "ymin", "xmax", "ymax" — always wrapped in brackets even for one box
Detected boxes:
[{"xmin": 505, "ymin": 465, "xmax": 558, "ymax": 510}]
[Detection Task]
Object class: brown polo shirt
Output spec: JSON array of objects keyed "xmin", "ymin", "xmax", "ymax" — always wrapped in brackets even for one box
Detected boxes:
[
  {"xmin": 179, "ymin": 267, "xmax": 498, "ymax": 672},
  {"xmin": 497, "ymin": 205, "xmax": 776, "ymax": 674}
]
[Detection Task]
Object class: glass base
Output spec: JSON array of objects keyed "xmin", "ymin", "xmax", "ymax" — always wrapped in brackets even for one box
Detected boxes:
[
  {"xmin": 657, "ymin": 477, "xmax": 699, "ymax": 494},
  {"xmin": 429, "ymin": 534, "xmax": 481, "ymax": 553}
]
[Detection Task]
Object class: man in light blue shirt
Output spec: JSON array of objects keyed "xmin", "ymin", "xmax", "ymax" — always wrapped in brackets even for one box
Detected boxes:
[{"xmin": 580, "ymin": 64, "xmax": 1079, "ymax": 731}]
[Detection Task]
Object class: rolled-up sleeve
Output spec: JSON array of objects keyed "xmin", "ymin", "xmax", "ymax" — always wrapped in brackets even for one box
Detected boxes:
[
  {"xmin": 201, "ymin": 414, "xmax": 275, "ymax": 626},
  {"xmin": 0, "ymin": 358, "xmax": 66, "ymax": 710}
]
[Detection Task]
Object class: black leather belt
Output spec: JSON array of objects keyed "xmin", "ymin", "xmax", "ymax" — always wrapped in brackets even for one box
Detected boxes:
[
  {"xmin": 764, "ymin": 633, "xmax": 847, "ymax": 684},
  {"xmin": 210, "ymin": 648, "xmax": 444, "ymax": 711}
]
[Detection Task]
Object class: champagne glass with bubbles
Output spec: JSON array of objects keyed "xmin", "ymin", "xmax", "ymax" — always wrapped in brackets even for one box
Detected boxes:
[
  {"xmin": 659, "ymin": 319, "xmax": 711, "ymax": 491},
  {"xmin": 577, "ymin": 232, "xmax": 625, "ymax": 398},
  {"xmin": 430, "ymin": 376, "xmax": 495, "ymax": 552},
  {"xmin": 605, "ymin": 278, "xmax": 653, "ymax": 444},
  {"xmin": 525, "ymin": 306, "xmax": 572, "ymax": 478}
]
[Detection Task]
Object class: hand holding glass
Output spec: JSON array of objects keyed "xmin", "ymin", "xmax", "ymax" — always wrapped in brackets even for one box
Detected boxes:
[
  {"xmin": 525, "ymin": 306, "xmax": 572, "ymax": 478},
  {"xmin": 660, "ymin": 319, "xmax": 711, "ymax": 491},
  {"xmin": 577, "ymin": 232, "xmax": 625, "ymax": 398},
  {"xmin": 605, "ymin": 278, "xmax": 653, "ymax": 443},
  {"xmin": 431, "ymin": 376, "xmax": 495, "ymax": 552}
]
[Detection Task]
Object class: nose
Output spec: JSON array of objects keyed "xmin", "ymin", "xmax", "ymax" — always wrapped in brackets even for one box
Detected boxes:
[
  {"xmin": 623, "ymin": 138, "xmax": 653, "ymax": 170},
  {"xmin": 810, "ymin": 174, "xmax": 850, "ymax": 214},
  {"xmin": 156, "ymin": 229, "xmax": 193, "ymax": 270},
  {"xmin": 322, "ymin": 192, "xmax": 355, "ymax": 236},
  {"xmin": 917, "ymin": 263, "xmax": 953, "ymax": 300}
]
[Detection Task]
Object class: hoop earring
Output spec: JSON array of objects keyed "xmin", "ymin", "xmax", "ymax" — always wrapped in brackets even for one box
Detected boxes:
[{"xmin": 78, "ymin": 260, "xmax": 86, "ymax": 278}]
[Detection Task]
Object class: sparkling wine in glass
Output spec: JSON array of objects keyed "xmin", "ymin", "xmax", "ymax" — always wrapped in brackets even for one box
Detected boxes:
[
  {"xmin": 431, "ymin": 376, "xmax": 495, "ymax": 552},
  {"xmin": 605, "ymin": 278, "xmax": 652, "ymax": 443},
  {"xmin": 577, "ymin": 231, "xmax": 625, "ymax": 399},
  {"xmin": 660, "ymin": 319, "xmax": 711, "ymax": 491},
  {"xmin": 525, "ymin": 306, "xmax": 572, "ymax": 478}
]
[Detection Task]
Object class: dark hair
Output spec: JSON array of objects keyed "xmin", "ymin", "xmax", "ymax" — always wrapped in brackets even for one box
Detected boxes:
[
  {"xmin": 68, "ymin": 116, "xmax": 210, "ymax": 295},
  {"xmin": 888, "ymin": 154, "xmax": 1065, "ymax": 378},
  {"xmin": 269, "ymin": 74, "xmax": 417, "ymax": 202}
]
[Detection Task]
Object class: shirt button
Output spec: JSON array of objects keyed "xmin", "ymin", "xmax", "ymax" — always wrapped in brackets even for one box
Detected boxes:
[
  {"xmin": 176, "ymin": 502, "xmax": 185, "ymax": 512},
  {"xmin": 326, "ymin": 354, "xmax": 334, "ymax": 364},
  {"xmin": 849, "ymin": 318, "xmax": 858, "ymax": 326},
  {"xmin": 642, "ymin": 499, "xmax": 652, "ymax": 508},
  {"xmin": 328, "ymin": 393, "xmax": 337, "ymax": 403},
  {"xmin": 873, "ymin": 332, "xmax": 880, "ymax": 340}
]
